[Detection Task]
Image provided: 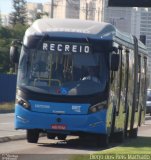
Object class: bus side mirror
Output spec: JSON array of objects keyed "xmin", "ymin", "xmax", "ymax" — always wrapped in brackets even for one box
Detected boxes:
[
  {"xmin": 110, "ymin": 53, "xmax": 120, "ymax": 71},
  {"xmin": 10, "ymin": 45, "xmax": 19, "ymax": 64}
]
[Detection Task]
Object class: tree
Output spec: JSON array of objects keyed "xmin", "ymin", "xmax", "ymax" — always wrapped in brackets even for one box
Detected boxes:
[
  {"xmin": 0, "ymin": 25, "xmax": 28, "ymax": 73},
  {"xmin": 9, "ymin": 0, "xmax": 27, "ymax": 26},
  {"xmin": 11, "ymin": 23, "xmax": 27, "ymax": 39},
  {"xmin": 0, "ymin": 10, "xmax": 2, "ymax": 26},
  {"xmin": 0, "ymin": 27, "xmax": 12, "ymax": 73}
]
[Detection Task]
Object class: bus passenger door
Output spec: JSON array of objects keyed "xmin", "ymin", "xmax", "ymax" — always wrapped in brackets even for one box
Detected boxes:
[
  {"xmin": 139, "ymin": 57, "xmax": 148, "ymax": 125},
  {"xmin": 110, "ymin": 47, "xmax": 125, "ymax": 131},
  {"xmin": 129, "ymin": 36, "xmax": 139, "ymax": 137},
  {"xmin": 123, "ymin": 49, "xmax": 130, "ymax": 136}
]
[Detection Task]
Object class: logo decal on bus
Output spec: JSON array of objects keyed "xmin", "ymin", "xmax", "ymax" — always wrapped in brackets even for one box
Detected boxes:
[
  {"xmin": 72, "ymin": 105, "xmax": 81, "ymax": 112},
  {"xmin": 60, "ymin": 87, "xmax": 68, "ymax": 95},
  {"xmin": 35, "ymin": 104, "xmax": 50, "ymax": 109}
]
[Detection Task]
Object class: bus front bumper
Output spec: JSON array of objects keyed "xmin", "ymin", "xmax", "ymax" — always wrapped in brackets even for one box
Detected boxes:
[{"xmin": 15, "ymin": 105, "xmax": 107, "ymax": 134}]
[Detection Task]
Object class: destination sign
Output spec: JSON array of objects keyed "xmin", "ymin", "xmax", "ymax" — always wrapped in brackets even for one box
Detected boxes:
[
  {"xmin": 108, "ymin": 0, "xmax": 151, "ymax": 7},
  {"xmin": 42, "ymin": 42, "xmax": 90, "ymax": 54}
]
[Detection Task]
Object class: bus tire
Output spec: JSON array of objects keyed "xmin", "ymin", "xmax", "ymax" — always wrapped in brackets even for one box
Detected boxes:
[
  {"xmin": 96, "ymin": 134, "xmax": 109, "ymax": 148},
  {"xmin": 129, "ymin": 128, "xmax": 138, "ymax": 138},
  {"xmin": 27, "ymin": 129, "xmax": 39, "ymax": 143}
]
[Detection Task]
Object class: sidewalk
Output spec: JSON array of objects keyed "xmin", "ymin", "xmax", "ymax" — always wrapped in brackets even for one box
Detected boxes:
[{"xmin": 0, "ymin": 113, "xmax": 26, "ymax": 143}]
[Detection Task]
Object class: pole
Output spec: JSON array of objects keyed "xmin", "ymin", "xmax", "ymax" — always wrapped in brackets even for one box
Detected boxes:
[
  {"xmin": 51, "ymin": 0, "xmax": 54, "ymax": 18},
  {"xmin": 98, "ymin": 7, "xmax": 100, "ymax": 22},
  {"xmin": 86, "ymin": 1, "xmax": 88, "ymax": 20},
  {"xmin": 101, "ymin": 0, "xmax": 104, "ymax": 22}
]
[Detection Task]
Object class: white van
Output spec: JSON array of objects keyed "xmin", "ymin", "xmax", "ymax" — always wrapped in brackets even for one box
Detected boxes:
[{"xmin": 146, "ymin": 89, "xmax": 151, "ymax": 116}]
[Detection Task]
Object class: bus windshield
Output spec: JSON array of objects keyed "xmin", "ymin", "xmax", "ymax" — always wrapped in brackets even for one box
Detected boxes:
[{"xmin": 17, "ymin": 46, "xmax": 108, "ymax": 96}]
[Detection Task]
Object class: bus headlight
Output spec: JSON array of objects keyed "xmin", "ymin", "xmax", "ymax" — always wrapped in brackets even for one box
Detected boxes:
[
  {"xmin": 16, "ymin": 98, "xmax": 31, "ymax": 109},
  {"xmin": 88, "ymin": 101, "xmax": 107, "ymax": 114}
]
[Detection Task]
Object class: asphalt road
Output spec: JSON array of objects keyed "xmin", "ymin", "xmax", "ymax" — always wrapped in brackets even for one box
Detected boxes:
[
  {"xmin": 0, "ymin": 114, "xmax": 150, "ymax": 159},
  {"xmin": 138, "ymin": 115, "xmax": 151, "ymax": 137},
  {"xmin": 0, "ymin": 113, "xmax": 25, "ymax": 138}
]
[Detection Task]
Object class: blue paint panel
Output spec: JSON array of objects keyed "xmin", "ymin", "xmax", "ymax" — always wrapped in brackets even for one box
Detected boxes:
[
  {"xmin": 15, "ymin": 104, "xmax": 107, "ymax": 134},
  {"xmin": 29, "ymin": 100, "xmax": 90, "ymax": 115},
  {"xmin": 0, "ymin": 74, "xmax": 17, "ymax": 103}
]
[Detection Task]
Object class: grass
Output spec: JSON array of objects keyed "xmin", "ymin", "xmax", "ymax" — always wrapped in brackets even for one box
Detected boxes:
[
  {"xmin": 0, "ymin": 102, "xmax": 15, "ymax": 111},
  {"xmin": 97, "ymin": 137, "xmax": 151, "ymax": 154},
  {"xmin": 71, "ymin": 137, "xmax": 151, "ymax": 160}
]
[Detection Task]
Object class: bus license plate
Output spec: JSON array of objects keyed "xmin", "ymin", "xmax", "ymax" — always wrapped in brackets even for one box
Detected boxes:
[{"xmin": 51, "ymin": 124, "xmax": 66, "ymax": 130}]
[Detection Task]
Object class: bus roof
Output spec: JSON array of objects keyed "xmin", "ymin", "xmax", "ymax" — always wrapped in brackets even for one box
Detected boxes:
[{"xmin": 25, "ymin": 18, "xmax": 147, "ymax": 52}]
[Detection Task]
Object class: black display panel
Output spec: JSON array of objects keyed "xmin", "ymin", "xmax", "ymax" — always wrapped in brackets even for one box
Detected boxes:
[{"xmin": 108, "ymin": 0, "xmax": 151, "ymax": 7}]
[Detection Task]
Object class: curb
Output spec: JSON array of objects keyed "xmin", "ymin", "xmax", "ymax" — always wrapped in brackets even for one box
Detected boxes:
[
  {"xmin": 0, "ymin": 110, "xmax": 14, "ymax": 114},
  {"xmin": 0, "ymin": 134, "xmax": 26, "ymax": 143},
  {"xmin": 0, "ymin": 133, "xmax": 46, "ymax": 143}
]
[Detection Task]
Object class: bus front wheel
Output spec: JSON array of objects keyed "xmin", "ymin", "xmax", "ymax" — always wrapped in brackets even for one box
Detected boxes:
[{"xmin": 27, "ymin": 129, "xmax": 39, "ymax": 143}]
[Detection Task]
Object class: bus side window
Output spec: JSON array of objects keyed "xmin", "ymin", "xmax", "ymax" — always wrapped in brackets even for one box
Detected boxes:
[
  {"xmin": 122, "ymin": 49, "xmax": 128, "ymax": 113},
  {"xmin": 141, "ymin": 57, "xmax": 147, "ymax": 110},
  {"xmin": 114, "ymin": 48, "xmax": 122, "ymax": 114},
  {"xmin": 117, "ymin": 48, "xmax": 126, "ymax": 114},
  {"xmin": 128, "ymin": 49, "xmax": 135, "ymax": 109},
  {"xmin": 135, "ymin": 55, "xmax": 141, "ymax": 111},
  {"xmin": 144, "ymin": 58, "xmax": 147, "ymax": 106},
  {"xmin": 125, "ymin": 50, "xmax": 129, "ymax": 112}
]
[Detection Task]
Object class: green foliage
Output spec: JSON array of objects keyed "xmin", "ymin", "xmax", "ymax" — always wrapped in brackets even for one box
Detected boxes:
[
  {"xmin": 0, "ymin": 102, "xmax": 15, "ymax": 111},
  {"xmin": 0, "ymin": 26, "xmax": 12, "ymax": 38},
  {"xmin": 11, "ymin": 23, "xmax": 27, "ymax": 39},
  {"xmin": 0, "ymin": 11, "xmax": 2, "ymax": 26},
  {"xmin": 9, "ymin": 0, "xmax": 27, "ymax": 26},
  {"xmin": 0, "ymin": 1, "xmax": 28, "ymax": 73},
  {"xmin": 0, "ymin": 24, "xmax": 28, "ymax": 73}
]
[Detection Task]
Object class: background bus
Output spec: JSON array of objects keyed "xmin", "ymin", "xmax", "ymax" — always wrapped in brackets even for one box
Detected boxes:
[{"xmin": 10, "ymin": 19, "xmax": 148, "ymax": 147}]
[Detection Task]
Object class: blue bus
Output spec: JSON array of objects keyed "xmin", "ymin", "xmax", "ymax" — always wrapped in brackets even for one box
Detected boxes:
[{"xmin": 10, "ymin": 19, "xmax": 148, "ymax": 147}]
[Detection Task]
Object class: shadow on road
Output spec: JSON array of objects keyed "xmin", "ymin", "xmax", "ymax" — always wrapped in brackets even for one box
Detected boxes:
[
  {"xmin": 35, "ymin": 115, "xmax": 151, "ymax": 152},
  {"xmin": 37, "ymin": 136, "xmax": 151, "ymax": 153},
  {"xmin": 37, "ymin": 136, "xmax": 119, "ymax": 152}
]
